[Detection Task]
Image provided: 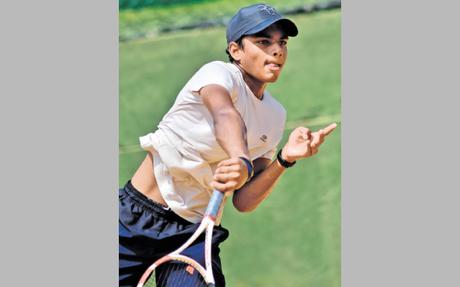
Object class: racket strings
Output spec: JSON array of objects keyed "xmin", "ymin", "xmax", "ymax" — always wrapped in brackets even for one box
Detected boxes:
[{"xmin": 148, "ymin": 261, "xmax": 207, "ymax": 287}]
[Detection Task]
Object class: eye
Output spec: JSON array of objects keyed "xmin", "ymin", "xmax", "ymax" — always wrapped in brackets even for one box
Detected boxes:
[
  {"xmin": 256, "ymin": 39, "xmax": 271, "ymax": 46},
  {"xmin": 280, "ymin": 40, "xmax": 288, "ymax": 47}
]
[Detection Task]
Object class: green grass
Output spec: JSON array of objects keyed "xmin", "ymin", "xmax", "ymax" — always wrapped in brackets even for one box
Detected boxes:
[
  {"xmin": 120, "ymin": 0, "xmax": 331, "ymax": 40},
  {"xmin": 120, "ymin": 10, "xmax": 340, "ymax": 287}
]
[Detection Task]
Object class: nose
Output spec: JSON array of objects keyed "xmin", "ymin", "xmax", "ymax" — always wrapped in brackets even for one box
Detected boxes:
[{"xmin": 272, "ymin": 43, "xmax": 283, "ymax": 57}]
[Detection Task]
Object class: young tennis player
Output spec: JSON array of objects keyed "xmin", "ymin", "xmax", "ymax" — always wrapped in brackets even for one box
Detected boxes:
[{"xmin": 119, "ymin": 3, "xmax": 336, "ymax": 286}]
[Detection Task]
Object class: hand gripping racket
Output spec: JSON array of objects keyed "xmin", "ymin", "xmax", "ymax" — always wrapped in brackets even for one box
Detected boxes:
[{"xmin": 137, "ymin": 190, "xmax": 225, "ymax": 287}]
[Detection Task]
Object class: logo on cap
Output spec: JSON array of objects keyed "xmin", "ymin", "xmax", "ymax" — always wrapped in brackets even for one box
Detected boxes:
[
  {"xmin": 226, "ymin": 3, "xmax": 298, "ymax": 44},
  {"xmin": 257, "ymin": 4, "xmax": 277, "ymax": 16}
]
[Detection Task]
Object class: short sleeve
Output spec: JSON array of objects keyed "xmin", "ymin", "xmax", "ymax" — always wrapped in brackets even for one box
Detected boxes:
[
  {"xmin": 187, "ymin": 61, "xmax": 237, "ymax": 102},
  {"xmin": 259, "ymin": 147, "xmax": 277, "ymax": 160}
]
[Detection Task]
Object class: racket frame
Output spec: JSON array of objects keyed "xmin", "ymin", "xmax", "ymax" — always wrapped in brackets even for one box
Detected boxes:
[{"xmin": 137, "ymin": 190, "xmax": 224, "ymax": 287}]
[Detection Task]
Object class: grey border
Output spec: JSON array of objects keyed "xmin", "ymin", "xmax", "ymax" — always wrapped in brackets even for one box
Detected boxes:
[
  {"xmin": 343, "ymin": 0, "xmax": 460, "ymax": 286},
  {"xmin": 0, "ymin": 1, "xmax": 118, "ymax": 285},
  {"xmin": 3, "ymin": 0, "xmax": 460, "ymax": 285}
]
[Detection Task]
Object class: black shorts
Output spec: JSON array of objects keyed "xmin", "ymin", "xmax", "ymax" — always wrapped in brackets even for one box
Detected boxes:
[{"xmin": 119, "ymin": 181, "xmax": 229, "ymax": 287}]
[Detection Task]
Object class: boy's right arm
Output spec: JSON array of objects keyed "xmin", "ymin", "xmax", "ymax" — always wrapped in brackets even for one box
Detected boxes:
[{"xmin": 199, "ymin": 84, "xmax": 250, "ymax": 192}]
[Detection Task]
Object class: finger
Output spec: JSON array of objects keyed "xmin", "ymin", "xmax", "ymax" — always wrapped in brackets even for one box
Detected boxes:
[
  {"xmin": 301, "ymin": 127, "xmax": 311, "ymax": 134},
  {"xmin": 211, "ymin": 181, "xmax": 231, "ymax": 192},
  {"xmin": 311, "ymin": 147, "xmax": 319, "ymax": 155},
  {"xmin": 301, "ymin": 131, "xmax": 311, "ymax": 141},
  {"xmin": 321, "ymin": 123, "xmax": 337, "ymax": 136},
  {"xmin": 211, "ymin": 181, "xmax": 238, "ymax": 192},
  {"xmin": 217, "ymin": 157, "xmax": 241, "ymax": 168},
  {"xmin": 214, "ymin": 164, "xmax": 242, "ymax": 175},
  {"xmin": 316, "ymin": 132, "xmax": 326, "ymax": 147},
  {"xmin": 214, "ymin": 172, "xmax": 240, "ymax": 183},
  {"xmin": 296, "ymin": 126, "xmax": 310, "ymax": 134},
  {"xmin": 300, "ymin": 127, "xmax": 311, "ymax": 139},
  {"xmin": 294, "ymin": 127, "xmax": 311, "ymax": 140},
  {"xmin": 310, "ymin": 132, "xmax": 321, "ymax": 148}
]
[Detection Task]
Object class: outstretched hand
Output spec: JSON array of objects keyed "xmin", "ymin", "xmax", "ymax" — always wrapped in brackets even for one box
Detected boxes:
[{"xmin": 281, "ymin": 123, "xmax": 337, "ymax": 163}]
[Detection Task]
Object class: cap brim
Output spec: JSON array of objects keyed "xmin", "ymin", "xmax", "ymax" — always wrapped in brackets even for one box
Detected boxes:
[
  {"xmin": 244, "ymin": 17, "xmax": 298, "ymax": 38},
  {"xmin": 276, "ymin": 18, "xmax": 298, "ymax": 37}
]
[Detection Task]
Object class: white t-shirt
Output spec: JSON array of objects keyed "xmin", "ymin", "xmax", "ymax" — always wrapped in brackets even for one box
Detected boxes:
[{"xmin": 139, "ymin": 61, "xmax": 286, "ymax": 224}]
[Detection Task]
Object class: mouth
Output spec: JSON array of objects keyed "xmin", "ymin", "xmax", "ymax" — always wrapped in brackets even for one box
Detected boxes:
[{"xmin": 265, "ymin": 61, "xmax": 282, "ymax": 71}]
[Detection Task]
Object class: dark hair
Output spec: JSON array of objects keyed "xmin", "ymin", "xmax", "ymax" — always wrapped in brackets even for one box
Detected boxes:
[{"xmin": 225, "ymin": 37, "xmax": 244, "ymax": 63}]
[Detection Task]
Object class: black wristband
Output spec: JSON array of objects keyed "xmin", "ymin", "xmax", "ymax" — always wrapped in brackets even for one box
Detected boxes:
[
  {"xmin": 277, "ymin": 149, "xmax": 296, "ymax": 168},
  {"xmin": 238, "ymin": 156, "xmax": 254, "ymax": 182}
]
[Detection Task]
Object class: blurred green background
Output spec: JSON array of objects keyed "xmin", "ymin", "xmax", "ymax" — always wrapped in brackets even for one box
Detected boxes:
[{"xmin": 120, "ymin": 1, "xmax": 340, "ymax": 286}]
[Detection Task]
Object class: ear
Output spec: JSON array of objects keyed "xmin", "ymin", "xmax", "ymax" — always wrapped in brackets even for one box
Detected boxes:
[{"xmin": 228, "ymin": 41, "xmax": 243, "ymax": 61}]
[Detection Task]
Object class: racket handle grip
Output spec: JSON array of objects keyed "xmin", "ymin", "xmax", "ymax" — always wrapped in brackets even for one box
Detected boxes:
[
  {"xmin": 204, "ymin": 189, "xmax": 225, "ymax": 217},
  {"xmin": 207, "ymin": 284, "xmax": 215, "ymax": 287}
]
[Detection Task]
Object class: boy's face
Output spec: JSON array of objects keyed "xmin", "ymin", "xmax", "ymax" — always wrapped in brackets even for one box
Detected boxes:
[{"xmin": 231, "ymin": 24, "xmax": 289, "ymax": 83}]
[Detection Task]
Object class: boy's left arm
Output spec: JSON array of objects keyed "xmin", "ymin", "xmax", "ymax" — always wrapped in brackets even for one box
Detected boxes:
[{"xmin": 230, "ymin": 123, "xmax": 337, "ymax": 212}]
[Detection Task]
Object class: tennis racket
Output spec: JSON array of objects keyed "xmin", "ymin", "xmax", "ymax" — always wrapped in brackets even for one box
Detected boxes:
[{"xmin": 137, "ymin": 189, "xmax": 225, "ymax": 287}]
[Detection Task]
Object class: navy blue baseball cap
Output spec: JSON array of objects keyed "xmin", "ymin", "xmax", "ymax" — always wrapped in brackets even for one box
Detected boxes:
[{"xmin": 226, "ymin": 3, "xmax": 298, "ymax": 44}]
